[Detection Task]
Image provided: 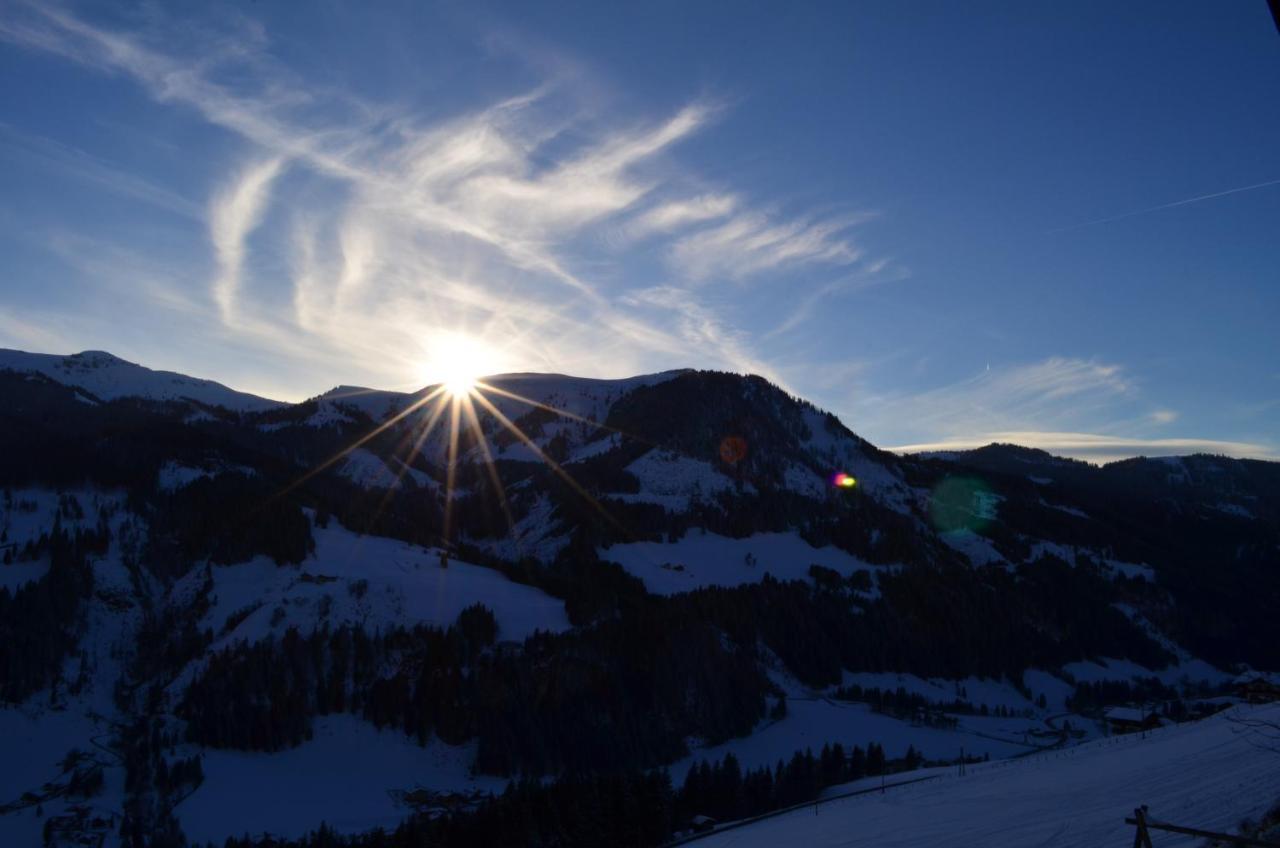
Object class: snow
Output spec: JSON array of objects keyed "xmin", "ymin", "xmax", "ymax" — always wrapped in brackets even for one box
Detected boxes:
[
  {"xmin": 782, "ymin": 462, "xmax": 829, "ymax": 499},
  {"xmin": 0, "ymin": 504, "xmax": 143, "ymax": 846},
  {"xmin": 1029, "ymin": 475, "xmax": 1054, "ymax": 485},
  {"xmin": 1213, "ymin": 502, "xmax": 1255, "ymax": 519},
  {"xmin": 469, "ymin": 494, "xmax": 568, "ymax": 564},
  {"xmin": 157, "ymin": 461, "xmax": 212, "ymax": 491},
  {"xmin": 1022, "ymin": 670, "xmax": 1076, "ymax": 713},
  {"xmin": 176, "ymin": 714, "xmax": 505, "ymax": 845},
  {"xmin": 613, "ymin": 450, "xmax": 737, "ymax": 511},
  {"xmin": 338, "ymin": 448, "xmax": 404, "ymax": 490},
  {"xmin": 799, "ymin": 408, "xmax": 912, "ymax": 513},
  {"xmin": 1109, "ymin": 606, "xmax": 1231, "ymax": 687},
  {"xmin": 189, "ymin": 521, "xmax": 570, "ymax": 653},
  {"xmin": 599, "ymin": 530, "xmax": 879, "ymax": 595},
  {"xmin": 1028, "ymin": 540, "xmax": 1077, "ymax": 565},
  {"xmin": 1105, "ymin": 559, "xmax": 1156, "ymax": 581},
  {"xmin": 391, "ymin": 457, "xmax": 436, "ymax": 489},
  {"xmin": 315, "ymin": 385, "xmax": 409, "ymax": 421},
  {"xmin": 567, "ymin": 434, "xmax": 621, "ymax": 462},
  {"xmin": 1063, "ymin": 657, "xmax": 1229, "ymax": 688},
  {"xmin": 840, "ymin": 672, "xmax": 1035, "ymax": 714},
  {"xmin": 693, "ymin": 703, "xmax": 1280, "ymax": 848},
  {"xmin": 674, "ymin": 696, "xmax": 1048, "ymax": 783},
  {"xmin": 304, "ymin": 404, "xmax": 357, "ymax": 428},
  {"xmin": 0, "ymin": 488, "xmax": 125, "ymax": 546},
  {"xmin": 0, "ymin": 348, "xmax": 282, "ymax": 411},
  {"xmin": 940, "ymin": 529, "xmax": 1004, "ymax": 566},
  {"xmin": 0, "ymin": 706, "xmax": 127, "ymax": 847},
  {"xmin": 478, "ymin": 370, "xmax": 686, "ymax": 425}
]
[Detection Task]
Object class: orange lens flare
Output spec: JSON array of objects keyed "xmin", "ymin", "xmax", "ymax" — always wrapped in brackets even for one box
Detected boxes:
[{"xmin": 833, "ymin": 472, "xmax": 857, "ymax": 489}]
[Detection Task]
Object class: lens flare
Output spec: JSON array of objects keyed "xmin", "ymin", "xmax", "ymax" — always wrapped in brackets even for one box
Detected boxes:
[
  {"xmin": 719, "ymin": 435, "xmax": 748, "ymax": 465},
  {"xmin": 928, "ymin": 476, "xmax": 996, "ymax": 533},
  {"xmin": 833, "ymin": 472, "xmax": 857, "ymax": 489}
]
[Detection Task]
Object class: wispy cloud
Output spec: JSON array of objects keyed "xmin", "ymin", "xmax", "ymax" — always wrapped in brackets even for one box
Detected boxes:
[
  {"xmin": 855, "ymin": 357, "xmax": 1133, "ymax": 440},
  {"xmin": 209, "ymin": 156, "xmax": 285, "ymax": 324},
  {"xmin": 763, "ymin": 258, "xmax": 904, "ymax": 339},
  {"xmin": 859, "ymin": 357, "xmax": 1276, "ymax": 461},
  {"xmin": 670, "ymin": 210, "xmax": 870, "ymax": 282},
  {"xmin": 1, "ymin": 2, "xmax": 882, "ymax": 393},
  {"xmin": 0, "ymin": 123, "xmax": 202, "ymax": 219},
  {"xmin": 625, "ymin": 193, "xmax": 737, "ymax": 239}
]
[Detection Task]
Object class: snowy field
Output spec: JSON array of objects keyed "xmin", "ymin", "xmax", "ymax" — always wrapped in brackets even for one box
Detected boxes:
[
  {"xmin": 176, "ymin": 715, "xmax": 506, "ymax": 844},
  {"xmin": 599, "ymin": 530, "xmax": 880, "ymax": 595},
  {"xmin": 693, "ymin": 703, "xmax": 1280, "ymax": 848},
  {"xmin": 180, "ymin": 520, "xmax": 571, "ymax": 652},
  {"xmin": 673, "ymin": 696, "xmax": 1050, "ymax": 783}
]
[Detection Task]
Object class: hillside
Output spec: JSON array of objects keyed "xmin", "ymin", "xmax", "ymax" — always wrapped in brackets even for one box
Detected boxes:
[
  {"xmin": 0, "ymin": 349, "xmax": 1277, "ymax": 846},
  {"xmin": 693, "ymin": 702, "xmax": 1280, "ymax": 848}
]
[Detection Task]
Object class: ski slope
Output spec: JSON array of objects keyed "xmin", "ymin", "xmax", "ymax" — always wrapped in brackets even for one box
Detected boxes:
[{"xmin": 693, "ymin": 703, "xmax": 1280, "ymax": 848}]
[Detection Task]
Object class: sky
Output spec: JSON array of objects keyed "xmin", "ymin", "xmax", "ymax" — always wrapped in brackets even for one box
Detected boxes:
[{"xmin": 1, "ymin": 1, "xmax": 1278, "ymax": 463}]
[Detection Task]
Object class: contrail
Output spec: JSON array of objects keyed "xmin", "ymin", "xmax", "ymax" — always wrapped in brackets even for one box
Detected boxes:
[{"xmin": 1048, "ymin": 176, "xmax": 1280, "ymax": 233}]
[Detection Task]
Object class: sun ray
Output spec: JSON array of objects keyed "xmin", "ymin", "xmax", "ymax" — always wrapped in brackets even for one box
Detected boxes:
[
  {"xmin": 442, "ymin": 392, "xmax": 464, "ymax": 544},
  {"xmin": 473, "ymin": 379, "xmax": 649, "ymax": 445},
  {"xmin": 368, "ymin": 389, "xmax": 452, "ymax": 532},
  {"xmin": 470, "ymin": 390, "xmax": 631, "ymax": 537},
  {"xmin": 272, "ymin": 384, "xmax": 450, "ymax": 502},
  {"xmin": 460, "ymin": 393, "xmax": 519, "ymax": 545}
]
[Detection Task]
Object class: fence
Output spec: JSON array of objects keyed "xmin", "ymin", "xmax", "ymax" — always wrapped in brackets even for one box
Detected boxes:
[{"xmin": 1127, "ymin": 806, "xmax": 1279, "ymax": 848}]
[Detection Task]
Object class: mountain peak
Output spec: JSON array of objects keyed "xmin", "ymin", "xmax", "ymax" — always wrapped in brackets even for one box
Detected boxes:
[{"xmin": 0, "ymin": 347, "xmax": 284, "ymax": 411}]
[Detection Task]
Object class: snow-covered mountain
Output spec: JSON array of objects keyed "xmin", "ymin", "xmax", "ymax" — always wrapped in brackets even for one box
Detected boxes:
[
  {"xmin": 0, "ymin": 349, "xmax": 284, "ymax": 411},
  {"xmin": 1, "ymin": 348, "xmax": 1276, "ymax": 847}
]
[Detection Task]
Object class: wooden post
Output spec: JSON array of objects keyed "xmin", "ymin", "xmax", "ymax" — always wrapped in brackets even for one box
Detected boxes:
[{"xmin": 1132, "ymin": 806, "xmax": 1154, "ymax": 848}]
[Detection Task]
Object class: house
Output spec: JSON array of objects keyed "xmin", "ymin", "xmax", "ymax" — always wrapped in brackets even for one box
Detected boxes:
[
  {"xmin": 1233, "ymin": 670, "xmax": 1280, "ymax": 704},
  {"xmin": 1104, "ymin": 706, "xmax": 1161, "ymax": 734}
]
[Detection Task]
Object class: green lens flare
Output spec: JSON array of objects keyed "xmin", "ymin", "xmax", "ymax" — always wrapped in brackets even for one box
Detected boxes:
[{"xmin": 928, "ymin": 476, "xmax": 997, "ymax": 534}]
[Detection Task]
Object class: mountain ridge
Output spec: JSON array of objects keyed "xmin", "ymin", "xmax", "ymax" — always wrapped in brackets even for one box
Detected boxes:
[
  {"xmin": 1, "ymin": 347, "xmax": 1263, "ymax": 470},
  {"xmin": 1, "ymin": 346, "xmax": 1277, "ymax": 845}
]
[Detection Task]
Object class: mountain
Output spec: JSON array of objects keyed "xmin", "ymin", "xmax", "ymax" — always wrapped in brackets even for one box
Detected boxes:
[
  {"xmin": 0, "ymin": 349, "xmax": 1276, "ymax": 847},
  {"xmin": 0, "ymin": 348, "xmax": 284, "ymax": 412}
]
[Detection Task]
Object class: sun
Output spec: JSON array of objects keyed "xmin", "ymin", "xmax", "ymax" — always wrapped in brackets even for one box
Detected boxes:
[
  {"xmin": 422, "ymin": 332, "xmax": 499, "ymax": 398},
  {"xmin": 443, "ymin": 369, "xmax": 477, "ymax": 398}
]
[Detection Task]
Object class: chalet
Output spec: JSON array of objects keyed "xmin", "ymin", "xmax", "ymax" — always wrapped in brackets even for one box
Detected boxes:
[
  {"xmin": 1233, "ymin": 670, "xmax": 1280, "ymax": 704},
  {"xmin": 1103, "ymin": 706, "xmax": 1161, "ymax": 734}
]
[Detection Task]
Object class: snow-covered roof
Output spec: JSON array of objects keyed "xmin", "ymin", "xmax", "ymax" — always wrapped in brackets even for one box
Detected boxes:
[
  {"xmin": 1233, "ymin": 670, "xmax": 1280, "ymax": 687},
  {"xmin": 1103, "ymin": 707, "xmax": 1150, "ymax": 724}
]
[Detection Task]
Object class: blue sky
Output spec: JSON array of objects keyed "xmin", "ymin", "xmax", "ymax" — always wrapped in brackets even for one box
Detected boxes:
[{"xmin": 1, "ymin": 1, "xmax": 1277, "ymax": 461}]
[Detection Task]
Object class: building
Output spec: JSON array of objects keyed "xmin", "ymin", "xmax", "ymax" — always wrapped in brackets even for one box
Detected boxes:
[
  {"xmin": 1103, "ymin": 706, "xmax": 1162, "ymax": 734},
  {"xmin": 1233, "ymin": 670, "xmax": 1280, "ymax": 704}
]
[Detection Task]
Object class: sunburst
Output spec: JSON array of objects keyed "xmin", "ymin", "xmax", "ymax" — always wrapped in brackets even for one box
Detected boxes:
[{"xmin": 281, "ymin": 338, "xmax": 641, "ymax": 553}]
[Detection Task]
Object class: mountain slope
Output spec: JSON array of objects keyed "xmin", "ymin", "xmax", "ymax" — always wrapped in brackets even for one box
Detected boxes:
[
  {"xmin": 0, "ymin": 349, "xmax": 284, "ymax": 411},
  {"xmin": 693, "ymin": 702, "xmax": 1280, "ymax": 848},
  {"xmin": 1, "ymin": 348, "xmax": 1276, "ymax": 847}
]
